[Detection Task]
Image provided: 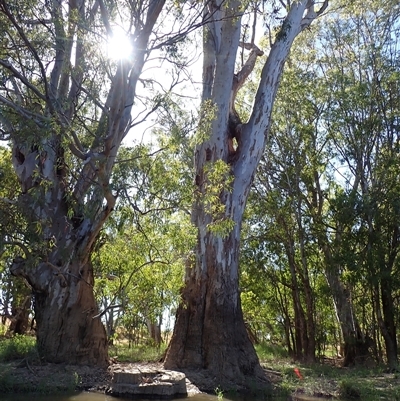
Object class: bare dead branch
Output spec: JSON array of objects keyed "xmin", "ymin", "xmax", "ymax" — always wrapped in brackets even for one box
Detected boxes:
[
  {"xmin": 232, "ymin": 43, "xmax": 264, "ymax": 108},
  {"xmin": 301, "ymin": 0, "xmax": 329, "ymax": 29}
]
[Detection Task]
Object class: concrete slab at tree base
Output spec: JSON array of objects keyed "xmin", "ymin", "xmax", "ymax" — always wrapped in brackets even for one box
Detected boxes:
[{"xmin": 107, "ymin": 364, "xmax": 187, "ymax": 399}]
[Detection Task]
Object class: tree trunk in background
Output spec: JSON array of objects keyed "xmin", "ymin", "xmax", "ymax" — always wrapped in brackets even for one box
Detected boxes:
[
  {"xmin": 298, "ymin": 233, "xmax": 316, "ymax": 362},
  {"xmin": 3, "ymin": 276, "xmax": 32, "ymax": 335},
  {"xmin": 275, "ymin": 285, "xmax": 294, "ymax": 356},
  {"xmin": 378, "ymin": 233, "xmax": 398, "ymax": 370},
  {"xmin": 376, "ymin": 282, "xmax": 398, "ymax": 370},
  {"xmin": 8, "ymin": 295, "xmax": 31, "ymax": 335},
  {"xmin": 323, "ymin": 252, "xmax": 367, "ymax": 366},
  {"xmin": 284, "ymin": 234, "xmax": 315, "ymax": 362},
  {"xmin": 286, "ymin": 240, "xmax": 307, "ymax": 360},
  {"xmin": 146, "ymin": 319, "xmax": 162, "ymax": 346}
]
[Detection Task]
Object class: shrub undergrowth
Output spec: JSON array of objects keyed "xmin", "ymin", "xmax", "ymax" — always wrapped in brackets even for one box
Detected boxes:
[{"xmin": 0, "ymin": 334, "xmax": 37, "ymax": 362}]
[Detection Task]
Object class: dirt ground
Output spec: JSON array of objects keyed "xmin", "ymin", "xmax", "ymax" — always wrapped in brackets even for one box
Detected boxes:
[
  {"xmin": 3, "ymin": 358, "xmax": 400, "ymax": 400},
  {"xmin": 0, "ymin": 359, "xmax": 283, "ymax": 396},
  {"xmin": 0, "ymin": 359, "xmax": 112, "ymax": 394}
]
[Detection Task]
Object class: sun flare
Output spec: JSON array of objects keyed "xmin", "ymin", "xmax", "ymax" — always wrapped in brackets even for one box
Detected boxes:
[{"xmin": 104, "ymin": 29, "xmax": 133, "ymax": 60}]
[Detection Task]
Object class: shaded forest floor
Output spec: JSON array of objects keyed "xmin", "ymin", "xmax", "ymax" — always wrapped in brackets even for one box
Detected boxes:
[
  {"xmin": 0, "ymin": 335, "xmax": 400, "ymax": 399},
  {"xmin": 1, "ymin": 358, "xmax": 400, "ymax": 400}
]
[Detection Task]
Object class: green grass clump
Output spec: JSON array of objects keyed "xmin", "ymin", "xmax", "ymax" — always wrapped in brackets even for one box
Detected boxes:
[
  {"xmin": 0, "ymin": 334, "xmax": 37, "ymax": 362},
  {"xmin": 109, "ymin": 342, "xmax": 167, "ymax": 362},
  {"xmin": 255, "ymin": 342, "xmax": 289, "ymax": 361},
  {"xmin": 339, "ymin": 379, "xmax": 362, "ymax": 399},
  {"xmin": 0, "ymin": 366, "xmax": 14, "ymax": 392},
  {"xmin": 0, "ymin": 365, "xmax": 34, "ymax": 393}
]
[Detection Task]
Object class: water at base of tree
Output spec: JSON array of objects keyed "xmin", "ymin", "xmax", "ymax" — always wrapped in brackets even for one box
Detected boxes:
[{"xmin": 0, "ymin": 391, "xmax": 343, "ymax": 401}]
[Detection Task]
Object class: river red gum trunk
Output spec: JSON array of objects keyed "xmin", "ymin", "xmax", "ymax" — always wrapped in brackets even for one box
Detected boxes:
[
  {"xmin": 165, "ymin": 0, "xmax": 326, "ymax": 389},
  {"xmin": 35, "ymin": 290, "xmax": 108, "ymax": 365},
  {"xmin": 12, "ymin": 256, "xmax": 108, "ymax": 366},
  {"xmin": 8, "ymin": 159, "xmax": 111, "ymax": 366},
  {"xmin": 35, "ymin": 263, "xmax": 107, "ymax": 365},
  {"xmin": 164, "ymin": 228, "xmax": 265, "ymax": 388}
]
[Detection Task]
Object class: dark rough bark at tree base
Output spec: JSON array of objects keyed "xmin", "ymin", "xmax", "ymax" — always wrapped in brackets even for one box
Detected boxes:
[
  {"xmin": 12, "ymin": 258, "xmax": 109, "ymax": 366},
  {"xmin": 164, "ymin": 277, "xmax": 268, "ymax": 391},
  {"xmin": 342, "ymin": 330, "xmax": 374, "ymax": 367},
  {"xmin": 34, "ymin": 290, "xmax": 108, "ymax": 366}
]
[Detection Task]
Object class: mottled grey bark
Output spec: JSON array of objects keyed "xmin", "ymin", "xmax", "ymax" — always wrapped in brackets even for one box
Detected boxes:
[
  {"xmin": 165, "ymin": 0, "xmax": 328, "ymax": 387},
  {"xmin": 1, "ymin": 0, "xmax": 165, "ymax": 365}
]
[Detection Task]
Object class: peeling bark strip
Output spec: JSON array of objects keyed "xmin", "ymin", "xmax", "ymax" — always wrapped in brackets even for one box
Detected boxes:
[
  {"xmin": 165, "ymin": 0, "xmax": 328, "ymax": 388},
  {"xmin": 0, "ymin": 0, "xmax": 167, "ymax": 366}
]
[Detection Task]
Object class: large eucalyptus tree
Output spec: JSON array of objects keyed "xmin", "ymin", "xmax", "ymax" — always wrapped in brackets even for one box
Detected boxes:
[
  {"xmin": 165, "ymin": 0, "xmax": 328, "ymax": 387},
  {"xmin": 0, "ymin": 0, "xmax": 202, "ymax": 366}
]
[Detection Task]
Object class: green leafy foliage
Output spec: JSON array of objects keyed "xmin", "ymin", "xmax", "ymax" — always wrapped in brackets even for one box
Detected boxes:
[
  {"xmin": 94, "ymin": 111, "xmax": 196, "ymax": 341},
  {"xmin": 193, "ymin": 99, "xmax": 218, "ymax": 145},
  {"xmin": 203, "ymin": 160, "xmax": 235, "ymax": 237},
  {"xmin": 240, "ymin": 0, "xmax": 400, "ymax": 365},
  {"xmin": 0, "ymin": 335, "xmax": 37, "ymax": 362}
]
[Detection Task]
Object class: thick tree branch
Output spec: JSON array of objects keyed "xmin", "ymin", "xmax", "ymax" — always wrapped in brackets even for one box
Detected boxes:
[
  {"xmin": 58, "ymin": 1, "xmax": 80, "ymax": 103},
  {"xmin": 0, "ymin": 59, "xmax": 46, "ymax": 102},
  {"xmin": 0, "ymin": 0, "xmax": 50, "ymax": 103},
  {"xmin": 301, "ymin": 0, "xmax": 329, "ymax": 29},
  {"xmin": 0, "ymin": 94, "xmax": 47, "ymax": 123},
  {"xmin": 73, "ymin": 0, "xmax": 167, "ymax": 208},
  {"xmin": 2, "ymin": 242, "xmax": 31, "ymax": 258},
  {"xmin": 98, "ymin": 0, "xmax": 112, "ymax": 36}
]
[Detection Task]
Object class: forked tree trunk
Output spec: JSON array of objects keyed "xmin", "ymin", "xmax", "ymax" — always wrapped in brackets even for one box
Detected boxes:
[
  {"xmin": 323, "ymin": 247, "xmax": 366, "ymax": 366},
  {"xmin": 312, "ymin": 184, "xmax": 369, "ymax": 368},
  {"xmin": 165, "ymin": 0, "xmax": 327, "ymax": 388},
  {"xmin": 9, "ymin": 138, "xmax": 113, "ymax": 365},
  {"xmin": 1, "ymin": 0, "xmax": 166, "ymax": 366},
  {"xmin": 286, "ymin": 240, "xmax": 307, "ymax": 360}
]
